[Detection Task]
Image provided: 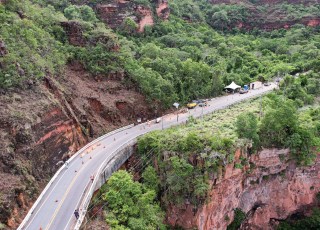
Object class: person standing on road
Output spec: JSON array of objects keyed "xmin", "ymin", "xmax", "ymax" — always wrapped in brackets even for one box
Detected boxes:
[
  {"xmin": 64, "ymin": 161, "xmax": 69, "ymax": 169},
  {"xmin": 74, "ymin": 209, "xmax": 79, "ymax": 219},
  {"xmin": 90, "ymin": 175, "xmax": 94, "ymax": 183}
]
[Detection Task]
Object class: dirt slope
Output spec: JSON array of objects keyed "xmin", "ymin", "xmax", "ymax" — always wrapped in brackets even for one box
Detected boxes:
[{"xmin": 0, "ymin": 62, "xmax": 154, "ymax": 228}]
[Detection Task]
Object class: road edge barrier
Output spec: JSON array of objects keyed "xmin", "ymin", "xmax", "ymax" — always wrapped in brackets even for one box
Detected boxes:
[
  {"xmin": 18, "ymin": 124, "xmax": 134, "ymax": 230},
  {"xmin": 73, "ymin": 136, "xmax": 141, "ymax": 230}
]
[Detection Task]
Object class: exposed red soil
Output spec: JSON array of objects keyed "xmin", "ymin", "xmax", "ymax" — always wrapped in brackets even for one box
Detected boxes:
[
  {"xmin": 61, "ymin": 21, "xmax": 86, "ymax": 46},
  {"xmin": 0, "ymin": 60, "xmax": 156, "ymax": 228},
  {"xmin": 60, "ymin": 62, "xmax": 154, "ymax": 135},
  {"xmin": 156, "ymin": 0, "xmax": 170, "ymax": 20},
  {"xmin": 136, "ymin": 5, "xmax": 154, "ymax": 32}
]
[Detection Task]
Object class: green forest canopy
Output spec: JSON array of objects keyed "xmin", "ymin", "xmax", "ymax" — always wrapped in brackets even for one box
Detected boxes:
[{"xmin": 1, "ymin": 0, "xmax": 320, "ymax": 109}]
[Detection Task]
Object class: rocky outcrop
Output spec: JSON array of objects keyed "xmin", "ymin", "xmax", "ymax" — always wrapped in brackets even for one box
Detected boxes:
[
  {"xmin": 61, "ymin": 21, "xmax": 86, "ymax": 46},
  {"xmin": 136, "ymin": 5, "xmax": 154, "ymax": 32},
  {"xmin": 61, "ymin": 20, "xmax": 120, "ymax": 51},
  {"xmin": 0, "ymin": 40, "xmax": 7, "ymax": 56},
  {"xmin": 95, "ymin": 2, "xmax": 128, "ymax": 30},
  {"xmin": 237, "ymin": 16, "xmax": 320, "ymax": 31},
  {"xmin": 95, "ymin": 0, "xmax": 168, "ymax": 32},
  {"xmin": 156, "ymin": 0, "xmax": 170, "ymax": 20},
  {"xmin": 0, "ymin": 82, "xmax": 87, "ymax": 227},
  {"xmin": 167, "ymin": 149, "xmax": 320, "ymax": 229}
]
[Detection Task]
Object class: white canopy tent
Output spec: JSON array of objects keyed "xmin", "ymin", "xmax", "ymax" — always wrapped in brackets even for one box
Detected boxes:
[{"xmin": 225, "ymin": 81, "xmax": 241, "ymax": 90}]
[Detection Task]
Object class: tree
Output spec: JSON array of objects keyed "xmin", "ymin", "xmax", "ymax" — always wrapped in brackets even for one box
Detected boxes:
[
  {"xmin": 211, "ymin": 10, "xmax": 230, "ymax": 31},
  {"xmin": 64, "ymin": 5, "xmax": 80, "ymax": 20},
  {"xmin": 227, "ymin": 208, "xmax": 246, "ymax": 230},
  {"xmin": 104, "ymin": 170, "xmax": 165, "ymax": 230},
  {"xmin": 278, "ymin": 208, "xmax": 320, "ymax": 230},
  {"xmin": 142, "ymin": 166, "xmax": 160, "ymax": 193},
  {"xmin": 165, "ymin": 156, "xmax": 194, "ymax": 203},
  {"xmin": 259, "ymin": 97, "xmax": 298, "ymax": 147},
  {"xmin": 79, "ymin": 5, "xmax": 97, "ymax": 22},
  {"xmin": 235, "ymin": 112, "xmax": 260, "ymax": 150},
  {"xmin": 122, "ymin": 17, "xmax": 138, "ymax": 35},
  {"xmin": 64, "ymin": 5, "xmax": 97, "ymax": 22}
]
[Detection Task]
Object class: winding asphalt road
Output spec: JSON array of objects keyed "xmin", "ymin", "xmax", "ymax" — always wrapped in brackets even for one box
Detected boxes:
[{"xmin": 18, "ymin": 84, "xmax": 276, "ymax": 230}]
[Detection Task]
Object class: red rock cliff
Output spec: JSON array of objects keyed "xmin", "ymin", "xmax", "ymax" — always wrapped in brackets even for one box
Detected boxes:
[
  {"xmin": 167, "ymin": 149, "xmax": 320, "ymax": 229},
  {"xmin": 95, "ymin": 0, "xmax": 169, "ymax": 32}
]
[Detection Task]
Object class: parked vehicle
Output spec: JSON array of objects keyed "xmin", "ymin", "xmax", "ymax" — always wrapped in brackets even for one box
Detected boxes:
[
  {"xmin": 198, "ymin": 102, "xmax": 206, "ymax": 107},
  {"xmin": 197, "ymin": 99, "xmax": 205, "ymax": 103},
  {"xmin": 264, "ymin": 82, "xmax": 271, "ymax": 86},
  {"xmin": 156, "ymin": 117, "xmax": 161, "ymax": 123},
  {"xmin": 239, "ymin": 89, "xmax": 248, "ymax": 94},
  {"xmin": 187, "ymin": 102, "xmax": 197, "ymax": 109}
]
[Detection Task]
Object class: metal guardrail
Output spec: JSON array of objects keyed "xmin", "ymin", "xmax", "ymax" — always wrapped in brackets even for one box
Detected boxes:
[
  {"xmin": 73, "ymin": 137, "xmax": 141, "ymax": 230},
  {"xmin": 18, "ymin": 124, "xmax": 134, "ymax": 230}
]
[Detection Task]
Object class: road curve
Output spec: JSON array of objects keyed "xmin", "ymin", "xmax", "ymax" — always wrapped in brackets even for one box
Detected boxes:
[{"xmin": 18, "ymin": 84, "xmax": 277, "ymax": 230}]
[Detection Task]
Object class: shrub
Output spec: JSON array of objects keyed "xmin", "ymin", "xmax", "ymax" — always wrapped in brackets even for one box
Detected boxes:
[
  {"xmin": 235, "ymin": 112, "xmax": 259, "ymax": 150},
  {"xmin": 104, "ymin": 170, "xmax": 165, "ymax": 230},
  {"xmin": 227, "ymin": 208, "xmax": 246, "ymax": 230}
]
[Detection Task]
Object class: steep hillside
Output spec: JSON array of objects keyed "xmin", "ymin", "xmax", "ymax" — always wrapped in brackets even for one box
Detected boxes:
[
  {"xmin": 205, "ymin": 0, "xmax": 320, "ymax": 30},
  {"xmin": 0, "ymin": 0, "xmax": 320, "ymax": 229},
  {"xmin": 0, "ymin": 63, "xmax": 155, "ymax": 228},
  {"xmin": 0, "ymin": 1, "xmax": 156, "ymax": 227}
]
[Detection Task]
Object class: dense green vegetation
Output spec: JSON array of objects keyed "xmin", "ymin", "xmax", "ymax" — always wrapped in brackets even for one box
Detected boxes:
[
  {"xmin": 278, "ymin": 207, "xmax": 320, "ymax": 230},
  {"xmin": 126, "ymin": 17, "xmax": 320, "ymax": 107},
  {"xmin": 1, "ymin": 0, "xmax": 320, "ymax": 110},
  {"xmin": 0, "ymin": 0, "xmax": 123, "ymax": 88},
  {"xmin": 136, "ymin": 72, "xmax": 320, "ymax": 211},
  {"xmin": 133, "ymin": 89, "xmax": 320, "ymax": 229},
  {"xmin": 91, "ymin": 84, "xmax": 319, "ymax": 228},
  {"xmin": 2, "ymin": 0, "xmax": 320, "ymax": 228},
  {"xmin": 0, "ymin": 1, "xmax": 67, "ymax": 87},
  {"xmin": 235, "ymin": 112, "xmax": 260, "ymax": 150},
  {"xmin": 171, "ymin": 0, "xmax": 320, "ymax": 29},
  {"xmin": 98, "ymin": 170, "xmax": 165, "ymax": 230}
]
